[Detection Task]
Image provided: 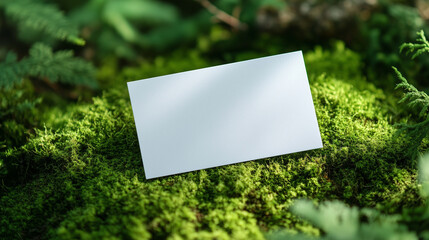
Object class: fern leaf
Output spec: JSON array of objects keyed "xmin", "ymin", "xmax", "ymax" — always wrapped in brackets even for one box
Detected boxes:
[
  {"xmin": 290, "ymin": 200, "xmax": 418, "ymax": 240},
  {"xmin": 291, "ymin": 200, "xmax": 359, "ymax": 239},
  {"xmin": 400, "ymin": 30, "xmax": 429, "ymax": 59},
  {"xmin": 0, "ymin": 43, "xmax": 97, "ymax": 89},
  {"xmin": 393, "ymin": 67, "xmax": 429, "ymax": 118},
  {"xmin": 24, "ymin": 43, "xmax": 97, "ymax": 88},
  {"xmin": 393, "ymin": 65, "xmax": 429, "ymax": 159},
  {"xmin": 0, "ymin": 53, "xmax": 25, "ymax": 90},
  {"xmin": 0, "ymin": 0, "xmax": 85, "ymax": 45}
]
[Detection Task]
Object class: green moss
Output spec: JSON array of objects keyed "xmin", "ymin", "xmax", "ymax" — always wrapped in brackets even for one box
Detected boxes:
[
  {"xmin": 0, "ymin": 45, "xmax": 422, "ymax": 239},
  {"xmin": 310, "ymin": 74, "xmax": 420, "ymax": 209},
  {"xmin": 305, "ymin": 42, "xmax": 363, "ymax": 81}
]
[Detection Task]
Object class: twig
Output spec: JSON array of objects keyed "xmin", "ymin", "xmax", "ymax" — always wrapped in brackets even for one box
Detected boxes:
[{"xmin": 195, "ymin": 0, "xmax": 247, "ymax": 30}]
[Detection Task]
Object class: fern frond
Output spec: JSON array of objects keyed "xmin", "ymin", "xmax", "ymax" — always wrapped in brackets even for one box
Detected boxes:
[
  {"xmin": 0, "ymin": 0, "xmax": 84, "ymax": 45},
  {"xmin": 396, "ymin": 120, "xmax": 429, "ymax": 160},
  {"xmin": 393, "ymin": 64, "xmax": 429, "ymax": 159},
  {"xmin": 0, "ymin": 53, "xmax": 25, "ymax": 90},
  {"xmin": 23, "ymin": 43, "xmax": 97, "ymax": 88},
  {"xmin": 289, "ymin": 200, "xmax": 417, "ymax": 240},
  {"xmin": 393, "ymin": 67, "xmax": 429, "ymax": 118},
  {"xmin": 400, "ymin": 30, "xmax": 429, "ymax": 59},
  {"xmin": 0, "ymin": 43, "xmax": 97, "ymax": 89}
]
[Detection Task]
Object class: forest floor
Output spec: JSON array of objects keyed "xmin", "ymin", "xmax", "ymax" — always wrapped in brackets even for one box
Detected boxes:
[{"xmin": 1, "ymin": 43, "xmax": 426, "ymax": 239}]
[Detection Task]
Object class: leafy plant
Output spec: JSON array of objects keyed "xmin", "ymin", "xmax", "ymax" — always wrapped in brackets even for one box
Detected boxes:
[
  {"xmin": 0, "ymin": 0, "xmax": 96, "ymax": 153},
  {"xmin": 0, "ymin": 0, "xmax": 96, "ymax": 90},
  {"xmin": 67, "ymin": 0, "xmax": 260, "ymax": 58},
  {"xmin": 290, "ymin": 200, "xmax": 417, "ymax": 240},
  {"xmin": 0, "ymin": 43, "xmax": 96, "ymax": 90},
  {"xmin": 360, "ymin": 2, "xmax": 427, "ymax": 67},
  {"xmin": 356, "ymin": 1, "xmax": 429, "ymax": 91},
  {"xmin": 65, "ymin": 0, "xmax": 289, "ymax": 59},
  {"xmin": 0, "ymin": 42, "xmax": 96, "ymax": 149},
  {"xmin": 0, "ymin": 0, "xmax": 84, "ymax": 45},
  {"xmin": 393, "ymin": 30, "xmax": 429, "ymax": 160},
  {"xmin": 67, "ymin": 0, "xmax": 182, "ymax": 58},
  {"xmin": 400, "ymin": 30, "xmax": 429, "ymax": 59}
]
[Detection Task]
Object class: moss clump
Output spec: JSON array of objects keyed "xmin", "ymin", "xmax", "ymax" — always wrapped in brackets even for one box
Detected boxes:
[
  {"xmin": 0, "ymin": 45, "xmax": 421, "ymax": 239},
  {"xmin": 310, "ymin": 74, "xmax": 419, "ymax": 209}
]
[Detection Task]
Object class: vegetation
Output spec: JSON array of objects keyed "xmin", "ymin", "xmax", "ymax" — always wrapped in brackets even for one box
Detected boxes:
[
  {"xmin": 2, "ymin": 0, "xmax": 429, "ymax": 239},
  {"xmin": 392, "ymin": 30, "xmax": 429, "ymax": 160},
  {"xmin": 266, "ymin": 152, "xmax": 429, "ymax": 240}
]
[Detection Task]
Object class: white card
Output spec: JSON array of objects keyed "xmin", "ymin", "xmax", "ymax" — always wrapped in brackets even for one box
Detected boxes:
[{"xmin": 128, "ymin": 51, "xmax": 322, "ymax": 179}]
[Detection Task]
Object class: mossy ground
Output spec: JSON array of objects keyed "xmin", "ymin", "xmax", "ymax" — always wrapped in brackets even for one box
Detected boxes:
[{"xmin": 0, "ymin": 45, "xmax": 423, "ymax": 239}]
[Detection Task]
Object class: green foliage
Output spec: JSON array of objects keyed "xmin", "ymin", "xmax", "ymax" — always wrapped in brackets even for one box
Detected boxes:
[
  {"xmin": 0, "ymin": 43, "xmax": 97, "ymax": 90},
  {"xmin": 358, "ymin": 1, "xmax": 429, "ymax": 90},
  {"xmin": 393, "ymin": 31, "xmax": 429, "ymax": 160},
  {"xmin": 25, "ymin": 43, "xmax": 96, "ymax": 87},
  {"xmin": 360, "ymin": 2, "xmax": 427, "ymax": 67},
  {"xmin": 393, "ymin": 67, "xmax": 429, "ymax": 159},
  {"xmin": 293, "ymin": 200, "xmax": 417, "ymax": 240},
  {"xmin": 394, "ymin": 67, "xmax": 429, "ymax": 118},
  {"xmin": 268, "ymin": 151, "xmax": 429, "ymax": 240},
  {"xmin": 0, "ymin": 0, "xmax": 97, "ymax": 155},
  {"xmin": 270, "ymin": 200, "xmax": 418, "ymax": 240},
  {"xmin": 0, "ymin": 0, "xmax": 84, "ymax": 45},
  {"xmin": 0, "ymin": 53, "xmax": 23, "ymax": 89},
  {"xmin": 69, "ymin": 0, "xmax": 180, "ymax": 45},
  {"xmin": 400, "ymin": 30, "xmax": 429, "ymax": 59},
  {"xmin": 65, "ymin": 0, "xmax": 288, "ymax": 59},
  {"xmin": 0, "ymin": 0, "xmax": 97, "ymax": 101},
  {"xmin": 68, "ymin": 0, "xmax": 213, "ymax": 58}
]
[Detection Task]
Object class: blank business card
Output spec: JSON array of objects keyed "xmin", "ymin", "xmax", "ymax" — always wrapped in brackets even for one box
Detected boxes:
[{"xmin": 128, "ymin": 51, "xmax": 322, "ymax": 179}]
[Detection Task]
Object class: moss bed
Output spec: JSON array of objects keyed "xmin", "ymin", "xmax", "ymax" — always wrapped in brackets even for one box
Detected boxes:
[{"xmin": 0, "ymin": 45, "xmax": 423, "ymax": 239}]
